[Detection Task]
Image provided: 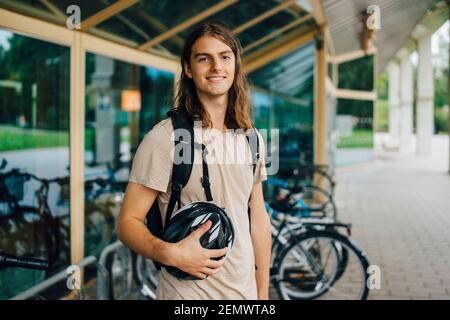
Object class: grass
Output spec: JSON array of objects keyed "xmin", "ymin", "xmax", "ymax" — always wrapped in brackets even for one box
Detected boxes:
[
  {"xmin": 375, "ymin": 99, "xmax": 389, "ymax": 132},
  {"xmin": 0, "ymin": 125, "xmax": 95, "ymax": 152},
  {"xmin": 337, "ymin": 129, "xmax": 373, "ymax": 148}
]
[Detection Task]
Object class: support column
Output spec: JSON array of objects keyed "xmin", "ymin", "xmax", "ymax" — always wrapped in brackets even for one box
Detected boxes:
[
  {"xmin": 314, "ymin": 28, "xmax": 327, "ymax": 167},
  {"xmin": 447, "ymin": 0, "xmax": 450, "ymax": 174},
  {"xmin": 416, "ymin": 32, "xmax": 434, "ymax": 155},
  {"xmin": 398, "ymin": 48, "xmax": 414, "ymax": 150},
  {"xmin": 70, "ymin": 31, "xmax": 85, "ymax": 265},
  {"xmin": 387, "ymin": 61, "xmax": 401, "ymax": 146}
]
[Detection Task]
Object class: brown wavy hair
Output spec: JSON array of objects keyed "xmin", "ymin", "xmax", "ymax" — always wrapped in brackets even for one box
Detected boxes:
[{"xmin": 172, "ymin": 22, "xmax": 253, "ymax": 131}]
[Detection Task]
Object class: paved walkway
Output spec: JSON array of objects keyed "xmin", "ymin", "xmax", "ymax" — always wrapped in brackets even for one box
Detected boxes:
[{"xmin": 335, "ymin": 134, "xmax": 450, "ymax": 300}]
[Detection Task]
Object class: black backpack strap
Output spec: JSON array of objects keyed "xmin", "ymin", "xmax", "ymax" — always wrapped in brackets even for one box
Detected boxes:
[
  {"xmin": 245, "ymin": 127, "xmax": 260, "ymax": 234},
  {"xmin": 246, "ymin": 127, "xmax": 260, "ymax": 176},
  {"xmin": 164, "ymin": 110, "xmax": 214, "ymax": 227},
  {"xmin": 165, "ymin": 110, "xmax": 195, "ymax": 227},
  {"xmin": 199, "ymin": 143, "xmax": 213, "ymax": 201}
]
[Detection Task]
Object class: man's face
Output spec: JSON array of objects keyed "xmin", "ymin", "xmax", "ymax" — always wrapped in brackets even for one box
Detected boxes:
[{"xmin": 185, "ymin": 35, "xmax": 235, "ymax": 99}]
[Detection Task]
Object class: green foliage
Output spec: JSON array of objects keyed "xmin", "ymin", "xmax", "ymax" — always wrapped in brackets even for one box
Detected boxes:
[
  {"xmin": 434, "ymin": 74, "xmax": 448, "ymax": 109},
  {"xmin": 375, "ymin": 99, "xmax": 389, "ymax": 132},
  {"xmin": 435, "ymin": 106, "xmax": 449, "ymax": 133},
  {"xmin": 338, "ymin": 55, "xmax": 374, "ymax": 91},
  {"xmin": 376, "ymin": 72, "xmax": 388, "ymax": 101}
]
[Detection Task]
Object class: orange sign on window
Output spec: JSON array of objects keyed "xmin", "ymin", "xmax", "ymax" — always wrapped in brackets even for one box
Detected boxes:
[{"xmin": 121, "ymin": 90, "xmax": 141, "ymax": 112}]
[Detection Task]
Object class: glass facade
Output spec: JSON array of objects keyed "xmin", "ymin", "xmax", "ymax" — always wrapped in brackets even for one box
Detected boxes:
[
  {"xmin": 249, "ymin": 42, "xmax": 315, "ymax": 170},
  {"xmin": 84, "ymin": 52, "xmax": 174, "ymax": 257},
  {"xmin": 0, "ymin": 29, "xmax": 71, "ymax": 299}
]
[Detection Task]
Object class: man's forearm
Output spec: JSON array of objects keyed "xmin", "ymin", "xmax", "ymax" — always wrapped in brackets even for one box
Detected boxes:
[
  {"xmin": 116, "ymin": 216, "xmax": 175, "ymax": 266},
  {"xmin": 251, "ymin": 212, "xmax": 272, "ymax": 299}
]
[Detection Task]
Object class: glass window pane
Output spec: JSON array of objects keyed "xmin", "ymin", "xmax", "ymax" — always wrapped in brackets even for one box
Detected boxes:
[
  {"xmin": 0, "ymin": 29, "xmax": 70, "ymax": 299},
  {"xmin": 338, "ymin": 55, "xmax": 374, "ymax": 91},
  {"xmin": 336, "ymin": 99, "xmax": 374, "ymax": 149},
  {"xmin": 84, "ymin": 52, "xmax": 174, "ymax": 258}
]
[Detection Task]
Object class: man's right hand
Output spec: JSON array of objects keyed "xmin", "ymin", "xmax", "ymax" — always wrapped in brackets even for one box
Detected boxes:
[{"xmin": 167, "ymin": 220, "xmax": 228, "ymax": 280}]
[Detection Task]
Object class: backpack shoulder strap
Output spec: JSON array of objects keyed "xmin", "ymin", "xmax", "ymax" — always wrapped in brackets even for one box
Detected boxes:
[
  {"xmin": 165, "ymin": 110, "xmax": 195, "ymax": 226},
  {"xmin": 164, "ymin": 110, "xmax": 214, "ymax": 227},
  {"xmin": 245, "ymin": 127, "xmax": 260, "ymax": 175},
  {"xmin": 245, "ymin": 127, "xmax": 260, "ymax": 234}
]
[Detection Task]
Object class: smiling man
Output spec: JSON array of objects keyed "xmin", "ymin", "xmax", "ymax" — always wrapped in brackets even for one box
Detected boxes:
[{"xmin": 116, "ymin": 22, "xmax": 271, "ymax": 300}]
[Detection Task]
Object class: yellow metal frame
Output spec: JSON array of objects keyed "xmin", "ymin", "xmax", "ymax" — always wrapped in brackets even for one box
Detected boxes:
[
  {"xmin": 244, "ymin": 27, "xmax": 316, "ymax": 73},
  {"xmin": 138, "ymin": 0, "xmax": 238, "ymax": 51},
  {"xmin": 233, "ymin": 0, "xmax": 296, "ymax": 34},
  {"xmin": 243, "ymin": 14, "xmax": 313, "ymax": 54},
  {"xmin": 81, "ymin": 0, "xmax": 140, "ymax": 31}
]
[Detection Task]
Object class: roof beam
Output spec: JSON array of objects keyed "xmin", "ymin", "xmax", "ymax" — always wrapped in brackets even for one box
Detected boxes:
[
  {"xmin": 39, "ymin": 0, "xmax": 65, "ymax": 20},
  {"xmin": 334, "ymin": 89, "xmax": 377, "ymax": 101},
  {"xmin": 307, "ymin": 0, "xmax": 334, "ymax": 55},
  {"xmin": 244, "ymin": 27, "xmax": 316, "ymax": 73},
  {"xmin": 138, "ymin": 0, "xmax": 237, "ymax": 50},
  {"xmin": 243, "ymin": 13, "xmax": 313, "ymax": 53},
  {"xmin": 136, "ymin": 11, "xmax": 184, "ymax": 48},
  {"xmin": 329, "ymin": 47, "xmax": 376, "ymax": 64},
  {"xmin": 232, "ymin": 0, "xmax": 296, "ymax": 34},
  {"xmin": 81, "ymin": 0, "xmax": 140, "ymax": 31},
  {"xmin": 308, "ymin": 0, "xmax": 326, "ymax": 26}
]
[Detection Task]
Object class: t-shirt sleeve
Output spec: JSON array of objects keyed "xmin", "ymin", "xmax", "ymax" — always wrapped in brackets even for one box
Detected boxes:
[
  {"xmin": 128, "ymin": 122, "xmax": 172, "ymax": 193},
  {"xmin": 253, "ymin": 130, "xmax": 267, "ymax": 185}
]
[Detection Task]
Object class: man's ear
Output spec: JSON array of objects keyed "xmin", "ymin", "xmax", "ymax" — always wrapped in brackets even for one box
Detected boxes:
[{"xmin": 183, "ymin": 61, "xmax": 193, "ymax": 79}]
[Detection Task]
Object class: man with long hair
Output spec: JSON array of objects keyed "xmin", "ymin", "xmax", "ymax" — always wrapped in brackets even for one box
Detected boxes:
[{"xmin": 117, "ymin": 22, "xmax": 271, "ymax": 300}]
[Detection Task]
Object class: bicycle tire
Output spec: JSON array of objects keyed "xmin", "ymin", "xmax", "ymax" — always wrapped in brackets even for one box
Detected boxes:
[{"xmin": 273, "ymin": 229, "xmax": 370, "ymax": 300}]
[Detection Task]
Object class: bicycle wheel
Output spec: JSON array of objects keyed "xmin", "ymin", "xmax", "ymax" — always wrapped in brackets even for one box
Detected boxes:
[
  {"xmin": 274, "ymin": 230, "xmax": 369, "ymax": 300},
  {"xmin": 282, "ymin": 223, "xmax": 349, "ymax": 284}
]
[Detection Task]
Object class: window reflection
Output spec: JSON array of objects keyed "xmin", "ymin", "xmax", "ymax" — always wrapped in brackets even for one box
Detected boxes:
[
  {"xmin": 84, "ymin": 52, "xmax": 174, "ymax": 257},
  {"xmin": 0, "ymin": 29, "xmax": 70, "ymax": 299}
]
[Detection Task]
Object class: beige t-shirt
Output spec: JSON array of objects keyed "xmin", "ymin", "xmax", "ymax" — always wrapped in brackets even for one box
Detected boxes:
[{"xmin": 128, "ymin": 117, "xmax": 267, "ymax": 300}]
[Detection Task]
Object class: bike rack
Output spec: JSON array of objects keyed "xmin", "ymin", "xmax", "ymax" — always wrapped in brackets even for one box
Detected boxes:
[
  {"xmin": 97, "ymin": 240, "xmax": 132, "ymax": 300},
  {"xmin": 10, "ymin": 255, "xmax": 109, "ymax": 300}
]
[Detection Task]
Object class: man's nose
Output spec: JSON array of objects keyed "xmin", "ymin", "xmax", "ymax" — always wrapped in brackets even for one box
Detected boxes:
[{"xmin": 211, "ymin": 58, "xmax": 223, "ymax": 72}]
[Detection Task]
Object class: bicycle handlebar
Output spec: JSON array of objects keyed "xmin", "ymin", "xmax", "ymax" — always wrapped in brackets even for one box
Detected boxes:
[{"xmin": 0, "ymin": 251, "xmax": 49, "ymax": 270}]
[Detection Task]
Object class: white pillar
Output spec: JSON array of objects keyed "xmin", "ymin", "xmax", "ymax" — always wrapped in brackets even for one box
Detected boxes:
[
  {"xmin": 416, "ymin": 33, "xmax": 434, "ymax": 155},
  {"xmin": 387, "ymin": 61, "xmax": 401, "ymax": 145},
  {"xmin": 398, "ymin": 49, "xmax": 414, "ymax": 150}
]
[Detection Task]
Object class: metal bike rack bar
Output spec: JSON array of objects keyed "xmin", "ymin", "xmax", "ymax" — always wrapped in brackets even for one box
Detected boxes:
[
  {"xmin": 10, "ymin": 255, "xmax": 101, "ymax": 300},
  {"xmin": 97, "ymin": 240, "xmax": 130, "ymax": 300}
]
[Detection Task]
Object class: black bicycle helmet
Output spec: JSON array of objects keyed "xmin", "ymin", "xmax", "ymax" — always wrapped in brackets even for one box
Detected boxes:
[{"xmin": 161, "ymin": 201, "xmax": 235, "ymax": 280}]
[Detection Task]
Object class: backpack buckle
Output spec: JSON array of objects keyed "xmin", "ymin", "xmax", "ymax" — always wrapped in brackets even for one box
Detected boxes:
[
  {"xmin": 201, "ymin": 176, "xmax": 210, "ymax": 188},
  {"xmin": 172, "ymin": 183, "xmax": 183, "ymax": 192}
]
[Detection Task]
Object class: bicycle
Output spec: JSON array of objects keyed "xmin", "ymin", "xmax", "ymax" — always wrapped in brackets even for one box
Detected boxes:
[
  {"xmin": 84, "ymin": 176, "xmax": 134, "ymax": 300},
  {"xmin": 1, "ymin": 250, "xmax": 50, "ymax": 300},
  {"xmin": 266, "ymin": 183, "xmax": 370, "ymax": 300},
  {"xmin": 265, "ymin": 177, "xmax": 337, "ymax": 220},
  {"xmin": 0, "ymin": 161, "xmax": 70, "ymax": 272}
]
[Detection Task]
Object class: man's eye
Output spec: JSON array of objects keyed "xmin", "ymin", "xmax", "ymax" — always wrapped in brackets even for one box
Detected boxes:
[
  {"xmin": 222, "ymin": 55, "xmax": 231, "ymax": 60},
  {"xmin": 198, "ymin": 57, "xmax": 208, "ymax": 62}
]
